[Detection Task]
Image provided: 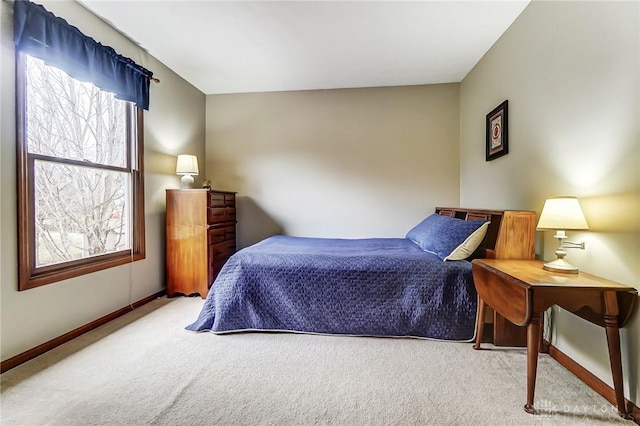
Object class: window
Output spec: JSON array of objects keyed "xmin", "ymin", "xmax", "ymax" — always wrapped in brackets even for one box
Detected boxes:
[{"xmin": 17, "ymin": 53, "xmax": 145, "ymax": 290}]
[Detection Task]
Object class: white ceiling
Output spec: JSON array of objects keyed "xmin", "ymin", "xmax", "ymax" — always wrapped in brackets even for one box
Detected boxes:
[{"xmin": 78, "ymin": 0, "xmax": 531, "ymax": 95}]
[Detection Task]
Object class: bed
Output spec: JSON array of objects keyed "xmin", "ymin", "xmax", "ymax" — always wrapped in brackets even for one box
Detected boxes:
[{"xmin": 186, "ymin": 208, "xmax": 536, "ymax": 341}]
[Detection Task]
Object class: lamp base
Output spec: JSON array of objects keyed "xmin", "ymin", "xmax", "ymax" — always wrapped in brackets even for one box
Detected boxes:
[
  {"xmin": 180, "ymin": 174, "xmax": 194, "ymax": 189},
  {"xmin": 543, "ymin": 258, "xmax": 579, "ymax": 274}
]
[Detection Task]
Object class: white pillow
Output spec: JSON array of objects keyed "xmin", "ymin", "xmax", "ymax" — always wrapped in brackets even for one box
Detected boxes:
[{"xmin": 443, "ymin": 222, "xmax": 490, "ymax": 261}]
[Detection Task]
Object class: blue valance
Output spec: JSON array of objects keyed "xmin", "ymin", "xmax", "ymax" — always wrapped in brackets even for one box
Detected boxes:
[{"xmin": 13, "ymin": 0, "xmax": 153, "ymax": 110}]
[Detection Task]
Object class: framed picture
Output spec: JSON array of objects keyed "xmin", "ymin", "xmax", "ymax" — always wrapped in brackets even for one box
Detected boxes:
[{"xmin": 486, "ymin": 100, "xmax": 508, "ymax": 161}]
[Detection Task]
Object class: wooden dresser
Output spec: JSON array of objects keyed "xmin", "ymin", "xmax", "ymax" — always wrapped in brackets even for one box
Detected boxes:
[{"xmin": 166, "ymin": 189, "xmax": 236, "ymax": 298}]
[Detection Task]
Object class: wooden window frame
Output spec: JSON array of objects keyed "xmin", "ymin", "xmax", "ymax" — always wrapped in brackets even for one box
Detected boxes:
[{"xmin": 16, "ymin": 52, "xmax": 146, "ymax": 291}]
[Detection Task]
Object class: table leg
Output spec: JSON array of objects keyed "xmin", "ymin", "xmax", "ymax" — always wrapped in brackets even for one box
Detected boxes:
[
  {"xmin": 539, "ymin": 313, "xmax": 545, "ymax": 353},
  {"xmin": 524, "ymin": 312, "xmax": 541, "ymax": 414},
  {"xmin": 473, "ymin": 298, "xmax": 486, "ymax": 350},
  {"xmin": 603, "ymin": 291, "xmax": 629, "ymax": 418}
]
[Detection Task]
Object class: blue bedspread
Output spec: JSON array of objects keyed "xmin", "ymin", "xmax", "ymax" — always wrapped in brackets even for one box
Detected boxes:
[{"xmin": 186, "ymin": 236, "xmax": 477, "ymax": 341}]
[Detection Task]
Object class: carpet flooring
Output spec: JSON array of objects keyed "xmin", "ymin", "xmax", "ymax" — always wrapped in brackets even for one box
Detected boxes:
[{"xmin": 0, "ymin": 297, "xmax": 631, "ymax": 425}]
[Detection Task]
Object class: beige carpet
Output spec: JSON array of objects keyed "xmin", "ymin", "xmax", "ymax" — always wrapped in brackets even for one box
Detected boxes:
[{"xmin": 0, "ymin": 297, "xmax": 630, "ymax": 425}]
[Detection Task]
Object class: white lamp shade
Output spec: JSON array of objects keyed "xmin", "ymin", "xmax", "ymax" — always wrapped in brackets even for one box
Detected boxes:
[
  {"xmin": 176, "ymin": 154, "xmax": 199, "ymax": 176},
  {"xmin": 536, "ymin": 196, "xmax": 589, "ymax": 230}
]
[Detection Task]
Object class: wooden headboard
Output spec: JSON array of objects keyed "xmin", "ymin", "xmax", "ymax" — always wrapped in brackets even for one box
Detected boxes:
[{"xmin": 435, "ymin": 207, "xmax": 536, "ymax": 260}]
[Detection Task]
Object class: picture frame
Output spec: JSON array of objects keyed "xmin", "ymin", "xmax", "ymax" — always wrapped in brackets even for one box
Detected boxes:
[{"xmin": 486, "ymin": 100, "xmax": 508, "ymax": 161}]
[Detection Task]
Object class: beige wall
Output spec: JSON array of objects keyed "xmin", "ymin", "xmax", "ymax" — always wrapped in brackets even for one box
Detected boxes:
[
  {"xmin": 460, "ymin": 0, "xmax": 639, "ymax": 405},
  {"xmin": 0, "ymin": 0, "xmax": 206, "ymax": 362},
  {"xmin": 206, "ymin": 84, "xmax": 460, "ymax": 248}
]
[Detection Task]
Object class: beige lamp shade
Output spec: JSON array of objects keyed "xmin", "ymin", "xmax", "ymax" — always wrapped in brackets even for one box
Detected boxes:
[
  {"xmin": 175, "ymin": 154, "xmax": 199, "ymax": 175},
  {"xmin": 536, "ymin": 196, "xmax": 589, "ymax": 230},
  {"xmin": 176, "ymin": 154, "xmax": 199, "ymax": 189}
]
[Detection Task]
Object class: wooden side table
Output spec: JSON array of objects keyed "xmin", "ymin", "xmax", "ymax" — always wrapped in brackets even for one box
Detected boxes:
[{"xmin": 471, "ymin": 259, "xmax": 637, "ymax": 418}]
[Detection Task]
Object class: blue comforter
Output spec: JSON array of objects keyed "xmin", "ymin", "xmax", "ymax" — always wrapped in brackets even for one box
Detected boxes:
[{"xmin": 186, "ymin": 236, "xmax": 477, "ymax": 341}]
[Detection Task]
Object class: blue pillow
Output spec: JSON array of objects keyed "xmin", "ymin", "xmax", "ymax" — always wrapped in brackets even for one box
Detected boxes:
[{"xmin": 406, "ymin": 214, "xmax": 489, "ymax": 261}]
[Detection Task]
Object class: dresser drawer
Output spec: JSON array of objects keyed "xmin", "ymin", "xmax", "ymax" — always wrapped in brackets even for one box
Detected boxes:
[
  {"xmin": 208, "ymin": 240, "xmax": 236, "ymax": 285},
  {"xmin": 208, "ymin": 225, "xmax": 236, "ymax": 245},
  {"xmin": 208, "ymin": 207, "xmax": 236, "ymax": 224},
  {"xmin": 208, "ymin": 192, "xmax": 236, "ymax": 208},
  {"xmin": 210, "ymin": 240, "xmax": 236, "ymax": 262},
  {"xmin": 208, "ymin": 261, "xmax": 227, "ymax": 288}
]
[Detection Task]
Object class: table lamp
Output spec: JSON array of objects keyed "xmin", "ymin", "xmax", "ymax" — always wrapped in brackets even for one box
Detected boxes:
[
  {"xmin": 536, "ymin": 196, "xmax": 589, "ymax": 273},
  {"xmin": 176, "ymin": 154, "xmax": 199, "ymax": 189}
]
